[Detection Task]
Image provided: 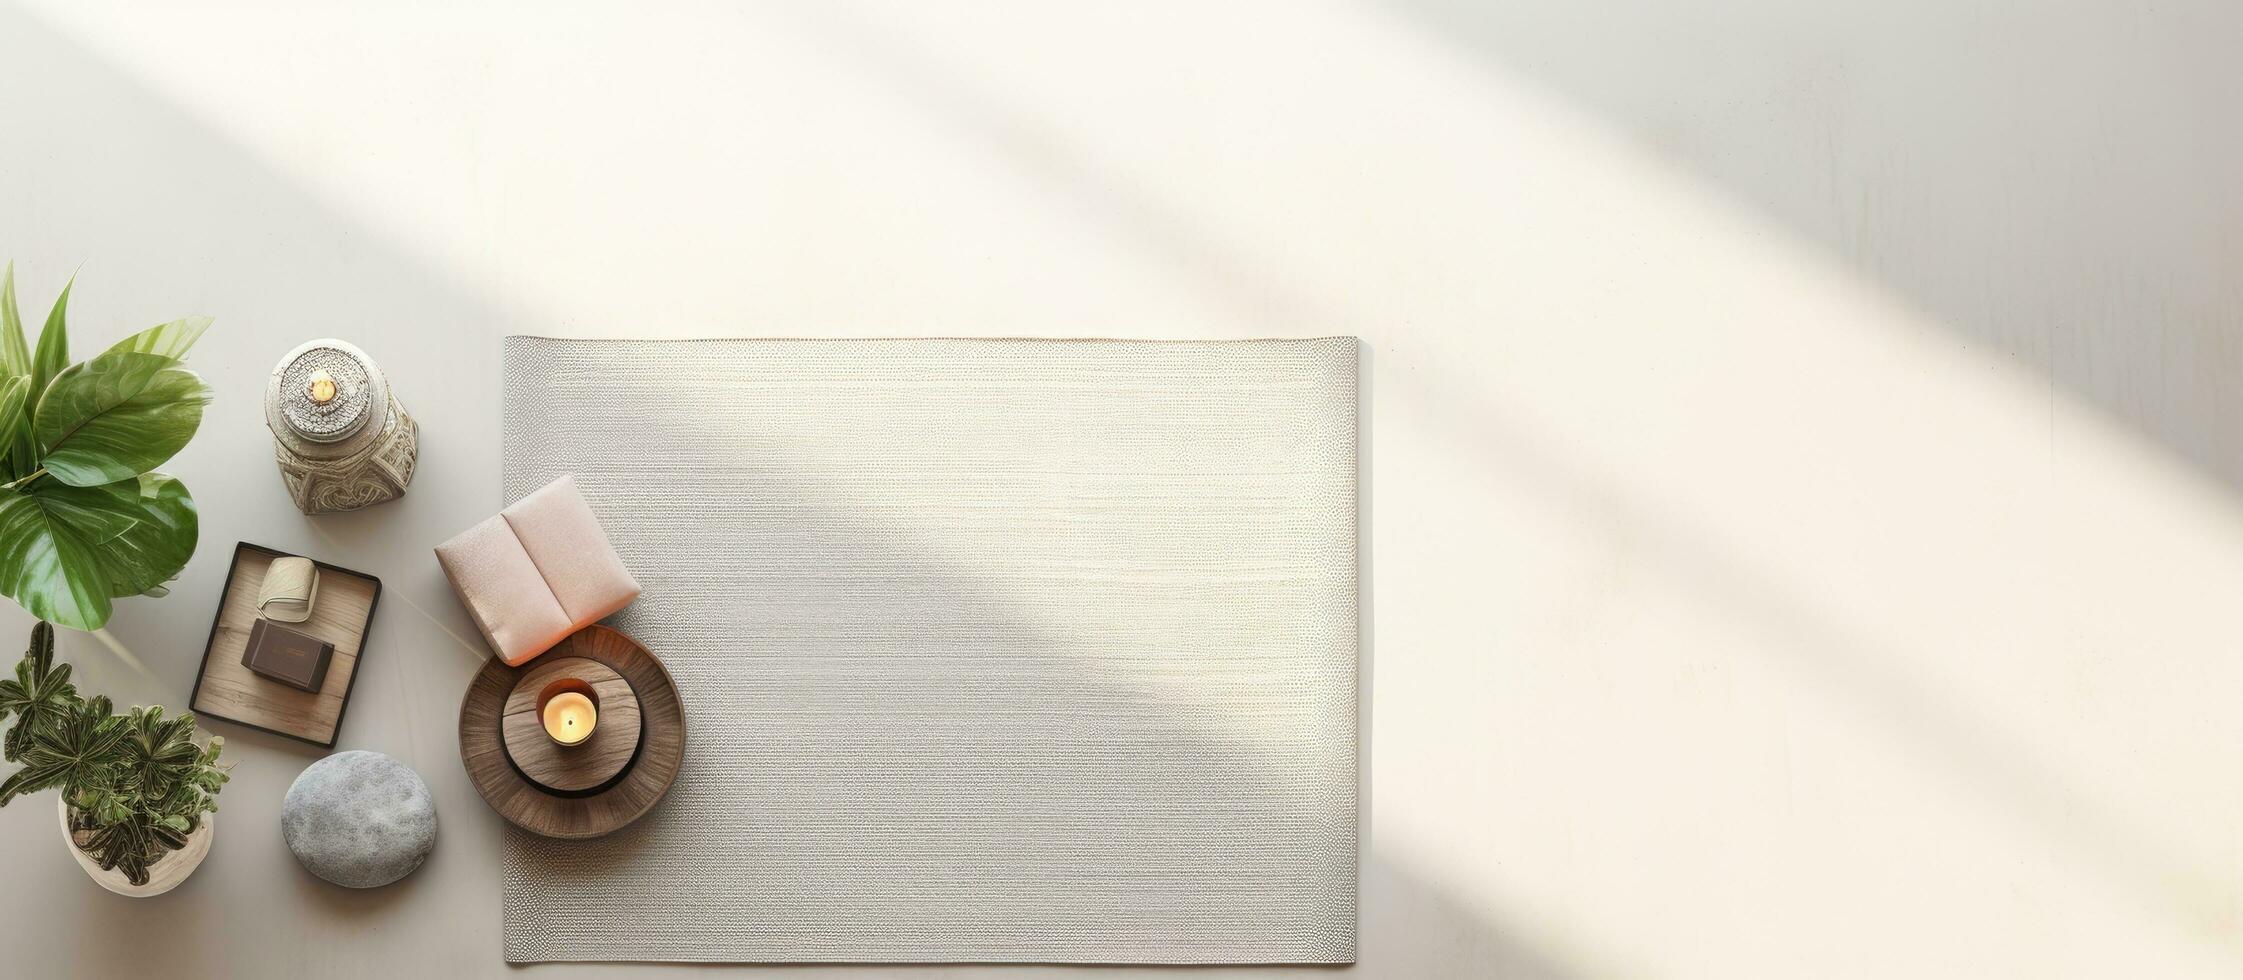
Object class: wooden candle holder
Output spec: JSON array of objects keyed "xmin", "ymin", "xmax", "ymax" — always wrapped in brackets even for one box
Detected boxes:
[
  {"xmin": 460, "ymin": 625, "xmax": 686, "ymax": 839},
  {"xmin": 500, "ymin": 657, "xmax": 641, "ymax": 793}
]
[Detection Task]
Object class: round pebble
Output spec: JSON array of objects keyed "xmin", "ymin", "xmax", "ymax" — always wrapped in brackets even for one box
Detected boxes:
[{"xmin": 281, "ymin": 750, "xmax": 437, "ymax": 888}]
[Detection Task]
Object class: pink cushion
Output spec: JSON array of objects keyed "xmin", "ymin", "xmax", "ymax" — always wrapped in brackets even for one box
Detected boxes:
[{"xmin": 435, "ymin": 475, "xmax": 642, "ymax": 665}]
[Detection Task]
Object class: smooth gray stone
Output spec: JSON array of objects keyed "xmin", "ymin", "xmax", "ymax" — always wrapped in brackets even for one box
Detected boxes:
[{"xmin": 281, "ymin": 750, "xmax": 437, "ymax": 888}]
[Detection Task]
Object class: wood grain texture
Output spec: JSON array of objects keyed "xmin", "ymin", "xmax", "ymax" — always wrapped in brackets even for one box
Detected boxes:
[
  {"xmin": 500, "ymin": 657, "xmax": 642, "ymax": 793},
  {"xmin": 460, "ymin": 625, "xmax": 685, "ymax": 839},
  {"xmin": 190, "ymin": 543, "xmax": 380, "ymax": 746}
]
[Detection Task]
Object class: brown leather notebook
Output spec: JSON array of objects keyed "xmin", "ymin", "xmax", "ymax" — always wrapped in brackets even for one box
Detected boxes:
[{"xmin": 241, "ymin": 618, "xmax": 335, "ymax": 693}]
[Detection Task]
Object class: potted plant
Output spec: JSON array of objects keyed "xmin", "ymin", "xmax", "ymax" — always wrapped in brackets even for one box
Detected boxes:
[
  {"xmin": 0, "ymin": 263, "xmax": 213, "ymax": 631},
  {"xmin": 0, "ymin": 622, "xmax": 228, "ymax": 895}
]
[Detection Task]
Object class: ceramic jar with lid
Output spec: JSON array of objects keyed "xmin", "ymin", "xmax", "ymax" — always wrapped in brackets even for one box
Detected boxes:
[{"xmin": 265, "ymin": 339, "xmax": 419, "ymax": 514}]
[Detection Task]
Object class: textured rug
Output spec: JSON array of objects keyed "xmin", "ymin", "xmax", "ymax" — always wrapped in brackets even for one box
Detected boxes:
[{"xmin": 500, "ymin": 337, "xmax": 1358, "ymax": 963}]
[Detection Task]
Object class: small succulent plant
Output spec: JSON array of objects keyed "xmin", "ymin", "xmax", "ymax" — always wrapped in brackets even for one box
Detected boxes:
[{"xmin": 0, "ymin": 622, "xmax": 227, "ymax": 885}]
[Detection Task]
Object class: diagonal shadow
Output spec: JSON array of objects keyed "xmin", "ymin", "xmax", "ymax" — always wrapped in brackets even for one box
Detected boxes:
[
  {"xmin": 764, "ymin": 0, "xmax": 2233, "ymax": 950},
  {"xmin": 1384, "ymin": 0, "xmax": 2243, "ymax": 496}
]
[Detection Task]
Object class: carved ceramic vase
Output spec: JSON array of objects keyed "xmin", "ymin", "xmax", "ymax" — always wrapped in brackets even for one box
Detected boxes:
[{"xmin": 265, "ymin": 339, "xmax": 419, "ymax": 514}]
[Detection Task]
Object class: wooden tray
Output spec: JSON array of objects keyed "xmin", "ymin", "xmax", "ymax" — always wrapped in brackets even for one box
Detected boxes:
[
  {"xmin": 459, "ymin": 625, "xmax": 685, "ymax": 839},
  {"xmin": 189, "ymin": 542, "xmax": 382, "ymax": 748}
]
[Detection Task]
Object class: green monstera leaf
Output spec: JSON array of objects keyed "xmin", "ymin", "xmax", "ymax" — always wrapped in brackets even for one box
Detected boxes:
[
  {"xmin": 0, "ymin": 376, "xmax": 30, "ymax": 448},
  {"xmin": 0, "ymin": 474, "xmax": 196, "ymax": 629},
  {"xmin": 29, "ymin": 279, "xmax": 71, "ymax": 406},
  {"xmin": 0, "ymin": 263, "xmax": 26, "ymax": 377},
  {"xmin": 10, "ymin": 279, "xmax": 73, "ymax": 476},
  {"xmin": 103, "ymin": 316, "xmax": 210, "ymax": 361},
  {"xmin": 33, "ymin": 351, "xmax": 211, "ymax": 488},
  {"xmin": 0, "ymin": 487, "xmax": 135, "ymax": 629},
  {"xmin": 0, "ymin": 267, "xmax": 32, "ymax": 479},
  {"xmin": 38, "ymin": 474, "xmax": 196, "ymax": 597},
  {"xmin": 0, "ymin": 268, "xmax": 212, "ymax": 630}
]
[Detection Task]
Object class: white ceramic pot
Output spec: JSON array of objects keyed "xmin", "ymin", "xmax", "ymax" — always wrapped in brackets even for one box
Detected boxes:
[{"xmin": 56, "ymin": 797, "xmax": 215, "ymax": 897}]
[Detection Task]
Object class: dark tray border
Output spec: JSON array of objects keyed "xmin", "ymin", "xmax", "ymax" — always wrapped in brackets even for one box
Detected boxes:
[{"xmin": 187, "ymin": 541, "xmax": 384, "ymax": 749}]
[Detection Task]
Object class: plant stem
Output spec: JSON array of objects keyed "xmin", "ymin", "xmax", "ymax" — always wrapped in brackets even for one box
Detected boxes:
[{"xmin": 2, "ymin": 467, "xmax": 45, "ymax": 490}]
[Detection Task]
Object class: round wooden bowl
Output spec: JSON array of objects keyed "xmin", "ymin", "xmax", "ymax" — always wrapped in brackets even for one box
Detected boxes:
[
  {"xmin": 460, "ymin": 625, "xmax": 685, "ymax": 839},
  {"xmin": 500, "ymin": 657, "xmax": 642, "ymax": 794}
]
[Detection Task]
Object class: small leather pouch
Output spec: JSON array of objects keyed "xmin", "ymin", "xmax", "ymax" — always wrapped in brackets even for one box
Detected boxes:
[{"xmin": 256, "ymin": 557, "xmax": 320, "ymax": 623}]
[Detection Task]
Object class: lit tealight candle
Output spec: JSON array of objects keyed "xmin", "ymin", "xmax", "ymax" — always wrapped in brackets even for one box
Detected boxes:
[
  {"xmin": 305, "ymin": 369, "xmax": 338, "ymax": 405},
  {"xmin": 542, "ymin": 691, "xmax": 597, "ymax": 746}
]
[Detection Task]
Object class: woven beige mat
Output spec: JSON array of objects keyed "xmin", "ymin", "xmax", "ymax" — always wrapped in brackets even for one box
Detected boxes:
[{"xmin": 501, "ymin": 337, "xmax": 1357, "ymax": 963}]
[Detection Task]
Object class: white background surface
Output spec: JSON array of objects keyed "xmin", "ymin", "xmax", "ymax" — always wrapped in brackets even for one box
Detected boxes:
[{"xmin": 0, "ymin": 2, "xmax": 2239, "ymax": 977}]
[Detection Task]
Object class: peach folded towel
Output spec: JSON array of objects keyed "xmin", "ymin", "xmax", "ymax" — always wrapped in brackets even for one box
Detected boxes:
[{"xmin": 435, "ymin": 475, "xmax": 641, "ymax": 666}]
